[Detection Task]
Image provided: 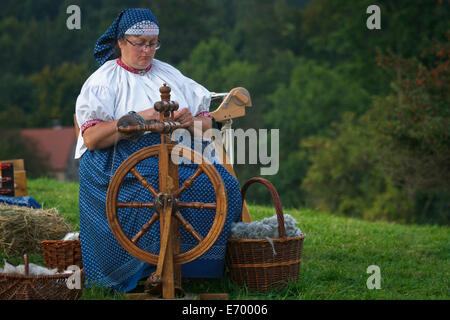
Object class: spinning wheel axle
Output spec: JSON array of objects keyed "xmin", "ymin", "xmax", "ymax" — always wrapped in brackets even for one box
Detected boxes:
[{"xmin": 117, "ymin": 121, "xmax": 182, "ymax": 135}]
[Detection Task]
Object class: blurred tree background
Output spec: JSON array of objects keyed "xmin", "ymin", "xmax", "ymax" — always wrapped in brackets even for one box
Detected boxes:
[{"xmin": 0, "ymin": 0, "xmax": 448, "ymax": 225}]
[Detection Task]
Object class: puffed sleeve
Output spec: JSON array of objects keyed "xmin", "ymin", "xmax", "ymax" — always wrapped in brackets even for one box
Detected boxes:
[
  {"xmin": 181, "ymin": 76, "xmax": 212, "ymax": 118},
  {"xmin": 156, "ymin": 60, "xmax": 211, "ymax": 117},
  {"xmin": 75, "ymin": 85, "xmax": 116, "ymax": 135}
]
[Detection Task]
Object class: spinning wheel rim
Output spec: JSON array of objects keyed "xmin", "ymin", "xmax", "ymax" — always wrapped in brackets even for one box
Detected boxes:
[{"xmin": 106, "ymin": 144, "xmax": 227, "ymax": 265}]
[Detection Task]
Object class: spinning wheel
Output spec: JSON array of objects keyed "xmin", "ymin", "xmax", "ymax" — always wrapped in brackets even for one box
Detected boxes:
[
  {"xmin": 106, "ymin": 145, "xmax": 227, "ymax": 265},
  {"xmin": 105, "ymin": 84, "xmax": 227, "ymax": 299}
]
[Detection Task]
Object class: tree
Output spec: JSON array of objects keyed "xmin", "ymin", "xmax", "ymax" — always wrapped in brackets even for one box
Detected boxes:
[
  {"xmin": 301, "ymin": 0, "xmax": 450, "ymax": 95},
  {"xmin": 263, "ymin": 58, "xmax": 370, "ymax": 207},
  {"xmin": 28, "ymin": 62, "xmax": 90, "ymax": 127},
  {"xmin": 301, "ymin": 36, "xmax": 450, "ymax": 225},
  {"xmin": 0, "ymin": 74, "xmax": 35, "ymax": 128},
  {"xmin": 0, "ymin": 129, "xmax": 51, "ymax": 178},
  {"xmin": 368, "ymin": 36, "xmax": 450, "ymax": 224},
  {"xmin": 301, "ymin": 112, "xmax": 413, "ymax": 222}
]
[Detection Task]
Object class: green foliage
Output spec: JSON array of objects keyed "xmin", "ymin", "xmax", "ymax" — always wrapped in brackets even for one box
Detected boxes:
[
  {"xmin": 0, "ymin": 74, "xmax": 35, "ymax": 127},
  {"xmin": 178, "ymin": 37, "xmax": 262, "ymax": 142},
  {"xmin": 301, "ymin": 112, "xmax": 413, "ymax": 223},
  {"xmin": 301, "ymin": 37, "xmax": 450, "ymax": 225},
  {"xmin": 301, "ymin": 0, "xmax": 450, "ymax": 94},
  {"xmin": 146, "ymin": 0, "xmax": 221, "ymax": 65},
  {"xmin": 28, "ymin": 62, "xmax": 90, "ymax": 127},
  {"xmin": 228, "ymin": 0, "xmax": 304, "ymax": 63},
  {"xmin": 178, "ymin": 38, "xmax": 258, "ymax": 92},
  {"xmin": 263, "ymin": 59, "xmax": 370, "ymax": 207},
  {"xmin": 368, "ymin": 39, "xmax": 450, "ymax": 224},
  {"xmin": 0, "ymin": 130, "xmax": 51, "ymax": 178}
]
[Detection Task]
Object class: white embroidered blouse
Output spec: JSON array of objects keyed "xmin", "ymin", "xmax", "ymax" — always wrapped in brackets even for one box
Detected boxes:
[{"xmin": 74, "ymin": 58, "xmax": 211, "ymax": 159}]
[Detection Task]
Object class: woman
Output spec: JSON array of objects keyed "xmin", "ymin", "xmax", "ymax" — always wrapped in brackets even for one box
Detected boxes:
[{"xmin": 75, "ymin": 8, "xmax": 242, "ymax": 293}]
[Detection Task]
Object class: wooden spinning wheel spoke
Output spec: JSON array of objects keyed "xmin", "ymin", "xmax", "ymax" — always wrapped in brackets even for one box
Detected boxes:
[
  {"xmin": 117, "ymin": 201, "xmax": 154, "ymax": 209},
  {"xmin": 172, "ymin": 167, "xmax": 203, "ymax": 198},
  {"xmin": 129, "ymin": 167, "xmax": 158, "ymax": 198},
  {"xmin": 131, "ymin": 212, "xmax": 160, "ymax": 244},
  {"xmin": 173, "ymin": 211, "xmax": 204, "ymax": 242},
  {"xmin": 177, "ymin": 201, "xmax": 217, "ymax": 210}
]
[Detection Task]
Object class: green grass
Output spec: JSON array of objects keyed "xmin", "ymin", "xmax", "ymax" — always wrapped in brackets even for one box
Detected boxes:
[
  {"xmin": 2, "ymin": 177, "xmax": 448, "ymax": 300},
  {"xmin": 28, "ymin": 177, "xmax": 80, "ymax": 230}
]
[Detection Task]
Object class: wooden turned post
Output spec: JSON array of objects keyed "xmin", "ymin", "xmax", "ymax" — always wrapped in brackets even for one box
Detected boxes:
[
  {"xmin": 159, "ymin": 83, "xmax": 171, "ymax": 123},
  {"xmin": 156, "ymin": 84, "xmax": 181, "ymax": 298},
  {"xmin": 160, "ymin": 83, "xmax": 171, "ymax": 102}
]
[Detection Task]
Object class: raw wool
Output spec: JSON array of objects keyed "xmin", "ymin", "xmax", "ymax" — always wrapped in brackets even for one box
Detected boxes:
[
  {"xmin": 0, "ymin": 259, "xmax": 72, "ymax": 276},
  {"xmin": 230, "ymin": 214, "xmax": 303, "ymax": 239},
  {"xmin": 0, "ymin": 204, "xmax": 73, "ymax": 256},
  {"xmin": 62, "ymin": 232, "xmax": 80, "ymax": 241}
]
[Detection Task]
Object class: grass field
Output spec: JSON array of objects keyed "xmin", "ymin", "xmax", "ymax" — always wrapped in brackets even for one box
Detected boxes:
[{"xmin": 1, "ymin": 177, "xmax": 448, "ymax": 300}]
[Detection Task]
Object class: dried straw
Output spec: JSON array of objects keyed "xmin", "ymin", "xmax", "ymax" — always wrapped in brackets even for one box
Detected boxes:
[{"xmin": 0, "ymin": 204, "xmax": 73, "ymax": 256}]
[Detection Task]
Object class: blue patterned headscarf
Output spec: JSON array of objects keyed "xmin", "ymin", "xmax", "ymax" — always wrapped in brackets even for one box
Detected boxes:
[{"xmin": 94, "ymin": 8, "xmax": 159, "ymax": 66}]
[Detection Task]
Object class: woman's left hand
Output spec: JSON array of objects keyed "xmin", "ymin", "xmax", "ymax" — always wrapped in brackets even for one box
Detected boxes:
[{"xmin": 174, "ymin": 108, "xmax": 194, "ymax": 129}]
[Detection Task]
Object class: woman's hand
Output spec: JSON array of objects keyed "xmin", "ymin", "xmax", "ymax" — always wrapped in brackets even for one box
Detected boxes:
[
  {"xmin": 174, "ymin": 108, "xmax": 194, "ymax": 129},
  {"xmin": 174, "ymin": 108, "xmax": 212, "ymax": 137},
  {"xmin": 137, "ymin": 107, "xmax": 159, "ymax": 122}
]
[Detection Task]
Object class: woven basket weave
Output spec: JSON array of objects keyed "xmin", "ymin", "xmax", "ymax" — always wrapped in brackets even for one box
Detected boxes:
[
  {"xmin": 40, "ymin": 239, "xmax": 83, "ymax": 272},
  {"xmin": 0, "ymin": 254, "xmax": 84, "ymax": 300},
  {"xmin": 226, "ymin": 177, "xmax": 306, "ymax": 292}
]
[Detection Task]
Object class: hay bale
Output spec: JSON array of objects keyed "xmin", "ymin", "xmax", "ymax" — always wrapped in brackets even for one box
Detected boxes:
[{"xmin": 0, "ymin": 204, "xmax": 73, "ymax": 256}]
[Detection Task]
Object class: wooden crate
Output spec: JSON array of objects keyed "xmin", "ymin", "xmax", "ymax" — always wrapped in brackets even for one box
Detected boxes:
[{"xmin": 0, "ymin": 159, "xmax": 27, "ymax": 196}]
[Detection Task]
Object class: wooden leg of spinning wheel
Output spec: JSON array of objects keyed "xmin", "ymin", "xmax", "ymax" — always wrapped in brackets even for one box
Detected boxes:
[
  {"xmin": 158, "ymin": 202, "xmax": 175, "ymax": 299},
  {"xmin": 162, "ymin": 239, "xmax": 175, "ymax": 299},
  {"xmin": 158, "ymin": 142, "xmax": 182, "ymax": 299},
  {"xmin": 172, "ymin": 218, "xmax": 182, "ymax": 291},
  {"xmin": 168, "ymin": 143, "xmax": 182, "ymax": 294},
  {"xmin": 158, "ymin": 143, "xmax": 174, "ymax": 299}
]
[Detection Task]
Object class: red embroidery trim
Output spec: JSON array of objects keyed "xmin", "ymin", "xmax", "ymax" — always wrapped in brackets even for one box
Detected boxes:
[
  {"xmin": 81, "ymin": 119, "xmax": 103, "ymax": 135},
  {"xmin": 117, "ymin": 58, "xmax": 152, "ymax": 75},
  {"xmin": 196, "ymin": 111, "xmax": 212, "ymax": 118}
]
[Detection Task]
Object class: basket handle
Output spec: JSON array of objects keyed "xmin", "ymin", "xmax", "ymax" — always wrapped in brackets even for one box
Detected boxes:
[
  {"xmin": 23, "ymin": 254, "xmax": 29, "ymax": 276},
  {"xmin": 240, "ymin": 177, "xmax": 287, "ymax": 239}
]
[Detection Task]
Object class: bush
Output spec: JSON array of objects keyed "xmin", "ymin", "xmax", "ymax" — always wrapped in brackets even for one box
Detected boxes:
[{"xmin": 0, "ymin": 129, "xmax": 50, "ymax": 178}]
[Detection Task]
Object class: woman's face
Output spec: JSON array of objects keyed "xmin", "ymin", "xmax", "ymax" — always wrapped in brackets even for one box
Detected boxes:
[{"xmin": 118, "ymin": 34, "xmax": 158, "ymax": 70}]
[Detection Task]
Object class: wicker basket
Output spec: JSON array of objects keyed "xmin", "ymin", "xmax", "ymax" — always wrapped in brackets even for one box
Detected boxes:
[
  {"xmin": 41, "ymin": 239, "xmax": 83, "ymax": 272},
  {"xmin": 226, "ymin": 177, "xmax": 306, "ymax": 292},
  {"xmin": 0, "ymin": 254, "xmax": 84, "ymax": 300}
]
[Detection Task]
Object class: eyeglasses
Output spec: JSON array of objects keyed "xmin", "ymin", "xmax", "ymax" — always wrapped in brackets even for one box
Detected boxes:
[{"xmin": 124, "ymin": 37, "xmax": 161, "ymax": 51}]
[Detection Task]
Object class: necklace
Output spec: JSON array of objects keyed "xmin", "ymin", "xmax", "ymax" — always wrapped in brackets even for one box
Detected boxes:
[{"xmin": 117, "ymin": 58, "xmax": 152, "ymax": 76}]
